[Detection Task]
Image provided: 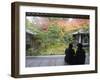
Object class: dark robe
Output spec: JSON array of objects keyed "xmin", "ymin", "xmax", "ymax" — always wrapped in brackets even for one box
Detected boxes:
[
  {"xmin": 64, "ymin": 48, "xmax": 75, "ymax": 65},
  {"xmin": 75, "ymin": 49, "xmax": 86, "ymax": 64}
]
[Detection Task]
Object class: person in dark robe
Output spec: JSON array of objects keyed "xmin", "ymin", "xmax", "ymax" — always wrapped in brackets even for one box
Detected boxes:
[
  {"xmin": 64, "ymin": 43, "xmax": 75, "ymax": 65},
  {"xmin": 75, "ymin": 43, "xmax": 86, "ymax": 64}
]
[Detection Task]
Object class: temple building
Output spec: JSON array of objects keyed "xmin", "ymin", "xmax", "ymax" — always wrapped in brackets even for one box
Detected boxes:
[
  {"xmin": 72, "ymin": 29, "xmax": 89, "ymax": 47},
  {"xmin": 26, "ymin": 29, "xmax": 39, "ymax": 55}
]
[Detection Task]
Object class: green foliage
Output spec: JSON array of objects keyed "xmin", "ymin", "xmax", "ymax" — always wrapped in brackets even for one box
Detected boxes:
[
  {"xmin": 26, "ymin": 19, "xmax": 40, "ymax": 33},
  {"xmin": 63, "ymin": 32, "xmax": 74, "ymax": 45},
  {"xmin": 26, "ymin": 18, "xmax": 89, "ymax": 56},
  {"xmin": 27, "ymin": 48, "xmax": 41, "ymax": 56},
  {"xmin": 82, "ymin": 26, "xmax": 89, "ymax": 32}
]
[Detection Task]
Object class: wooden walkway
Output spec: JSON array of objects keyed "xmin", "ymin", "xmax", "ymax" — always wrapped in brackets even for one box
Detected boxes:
[{"xmin": 26, "ymin": 54, "xmax": 89, "ymax": 67}]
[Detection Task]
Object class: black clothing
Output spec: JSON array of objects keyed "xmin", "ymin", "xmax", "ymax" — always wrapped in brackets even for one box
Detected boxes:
[
  {"xmin": 64, "ymin": 43, "xmax": 86, "ymax": 65},
  {"xmin": 75, "ymin": 48, "xmax": 85, "ymax": 64},
  {"xmin": 64, "ymin": 48, "xmax": 75, "ymax": 65}
]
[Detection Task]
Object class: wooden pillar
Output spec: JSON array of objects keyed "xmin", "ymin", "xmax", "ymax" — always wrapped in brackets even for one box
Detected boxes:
[{"xmin": 79, "ymin": 34, "xmax": 81, "ymax": 43}]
